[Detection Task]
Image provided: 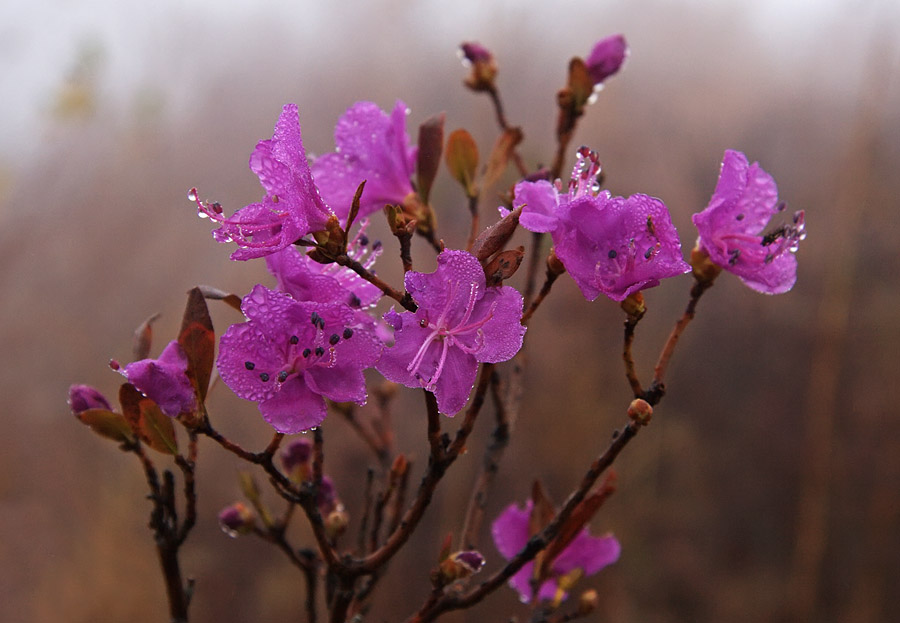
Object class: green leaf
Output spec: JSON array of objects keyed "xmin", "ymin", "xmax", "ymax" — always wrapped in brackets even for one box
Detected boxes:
[
  {"xmin": 179, "ymin": 287, "xmax": 215, "ymax": 404},
  {"xmin": 119, "ymin": 383, "xmax": 178, "ymax": 455},
  {"xmin": 75, "ymin": 408, "xmax": 136, "ymax": 444}
]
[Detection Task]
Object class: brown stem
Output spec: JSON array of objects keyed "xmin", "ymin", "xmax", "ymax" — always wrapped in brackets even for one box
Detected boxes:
[
  {"xmin": 465, "ymin": 194, "xmax": 480, "ymax": 252},
  {"xmin": 460, "ymin": 370, "xmax": 511, "ymax": 550},
  {"xmin": 335, "ymin": 254, "xmax": 415, "ymax": 311},
  {"xmin": 486, "ymin": 86, "xmax": 529, "ymax": 178},
  {"xmin": 522, "ymin": 232, "xmax": 545, "ymax": 311},
  {"xmin": 410, "ymin": 420, "xmax": 641, "ymax": 623},
  {"xmin": 647, "ymin": 278, "xmax": 712, "ymax": 405},
  {"xmin": 350, "ymin": 366, "xmax": 493, "ymax": 575},
  {"xmin": 622, "ymin": 312, "xmax": 645, "ymax": 399},
  {"xmin": 521, "ymin": 269, "xmax": 559, "ymax": 325}
]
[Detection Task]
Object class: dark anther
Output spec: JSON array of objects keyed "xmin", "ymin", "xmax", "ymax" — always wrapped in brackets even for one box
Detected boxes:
[
  {"xmin": 736, "ymin": 213, "xmax": 745, "ymax": 221},
  {"xmin": 372, "ymin": 240, "xmax": 383, "ymax": 251},
  {"xmin": 277, "ymin": 371, "xmax": 289, "ymax": 382},
  {"xmin": 646, "ymin": 216, "xmax": 655, "ymax": 236},
  {"xmin": 777, "ymin": 201, "xmax": 787, "ymax": 212},
  {"xmin": 315, "ymin": 346, "xmax": 325, "ymax": 357},
  {"xmin": 359, "ymin": 234, "xmax": 369, "ymax": 246},
  {"xmin": 272, "ymin": 194, "xmax": 280, "ymax": 203},
  {"xmin": 244, "ymin": 361, "xmax": 256, "ymax": 370},
  {"xmin": 302, "ymin": 348, "xmax": 312, "ymax": 358},
  {"xmin": 764, "ymin": 253, "xmax": 774, "ymax": 264},
  {"xmin": 761, "ymin": 227, "xmax": 785, "ymax": 246},
  {"xmin": 289, "ymin": 335, "xmax": 299, "ymax": 345},
  {"xmin": 260, "ymin": 373, "xmax": 270, "ymax": 382},
  {"xmin": 348, "ymin": 293, "xmax": 362, "ymax": 308},
  {"xmin": 311, "ymin": 312, "xmax": 321, "ymax": 326},
  {"xmin": 728, "ymin": 248, "xmax": 741, "ymax": 265},
  {"xmin": 608, "ymin": 249, "xmax": 618, "ymax": 259},
  {"xmin": 329, "ymin": 333, "xmax": 340, "ymax": 345},
  {"xmin": 343, "ymin": 328, "xmax": 354, "ymax": 339},
  {"xmin": 644, "ymin": 247, "xmax": 653, "ymax": 259},
  {"xmin": 419, "ymin": 319, "xmax": 428, "ymax": 328},
  {"xmin": 211, "ymin": 202, "xmax": 223, "ymax": 214}
]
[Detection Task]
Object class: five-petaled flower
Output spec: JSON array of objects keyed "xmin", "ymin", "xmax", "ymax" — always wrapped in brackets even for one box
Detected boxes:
[
  {"xmin": 217, "ymin": 285, "xmax": 382, "ymax": 433},
  {"xmin": 120, "ymin": 340, "xmax": 197, "ymax": 417},
  {"xmin": 492, "ymin": 499, "xmax": 620, "ymax": 603},
  {"xmin": 377, "ymin": 250, "xmax": 525, "ymax": 415},
  {"xmin": 192, "ymin": 103, "xmax": 334, "ymax": 260},
  {"xmin": 692, "ymin": 150, "xmax": 805, "ymax": 294},
  {"xmin": 311, "ymin": 101, "xmax": 417, "ymax": 223},
  {"xmin": 515, "ymin": 147, "xmax": 690, "ymax": 302}
]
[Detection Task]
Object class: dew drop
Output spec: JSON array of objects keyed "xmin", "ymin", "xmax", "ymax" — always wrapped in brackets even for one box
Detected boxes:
[{"xmin": 187, "ymin": 189, "xmax": 198, "ymax": 202}]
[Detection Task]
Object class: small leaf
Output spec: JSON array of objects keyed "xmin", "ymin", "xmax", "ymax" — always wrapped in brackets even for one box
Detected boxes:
[
  {"xmin": 132, "ymin": 312, "xmax": 161, "ymax": 361},
  {"xmin": 529, "ymin": 480, "xmax": 555, "ymax": 537},
  {"xmin": 197, "ymin": 285, "xmax": 242, "ymax": 313},
  {"xmin": 119, "ymin": 383, "xmax": 178, "ymax": 455},
  {"xmin": 438, "ymin": 532, "xmax": 453, "ymax": 562},
  {"xmin": 345, "ymin": 180, "xmax": 366, "ymax": 232},
  {"xmin": 445, "ymin": 129, "xmax": 479, "ymax": 198},
  {"xmin": 75, "ymin": 408, "xmax": 136, "ymax": 444},
  {"xmin": 482, "ymin": 127, "xmax": 523, "ymax": 191},
  {"xmin": 471, "ymin": 206, "xmax": 521, "ymax": 262},
  {"xmin": 483, "ymin": 246, "xmax": 524, "ymax": 287},
  {"xmin": 566, "ymin": 57, "xmax": 593, "ymax": 112},
  {"xmin": 179, "ymin": 287, "xmax": 215, "ymax": 403},
  {"xmin": 416, "ymin": 113, "xmax": 445, "ymax": 204}
]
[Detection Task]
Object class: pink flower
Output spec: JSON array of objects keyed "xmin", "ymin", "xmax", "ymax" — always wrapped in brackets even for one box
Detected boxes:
[
  {"xmin": 68, "ymin": 384, "xmax": 113, "ymax": 414},
  {"xmin": 120, "ymin": 340, "xmax": 196, "ymax": 417},
  {"xmin": 193, "ymin": 104, "xmax": 333, "ymax": 260},
  {"xmin": 311, "ymin": 101, "xmax": 417, "ymax": 222},
  {"xmin": 376, "ymin": 250, "xmax": 525, "ymax": 415},
  {"xmin": 516, "ymin": 147, "xmax": 690, "ymax": 301},
  {"xmin": 492, "ymin": 499, "xmax": 620, "ymax": 603},
  {"xmin": 692, "ymin": 150, "xmax": 806, "ymax": 294},
  {"xmin": 216, "ymin": 285, "xmax": 382, "ymax": 433}
]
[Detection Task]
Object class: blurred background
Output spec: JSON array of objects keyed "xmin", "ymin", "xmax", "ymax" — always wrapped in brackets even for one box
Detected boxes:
[{"xmin": 2, "ymin": 0, "xmax": 899, "ymax": 621}]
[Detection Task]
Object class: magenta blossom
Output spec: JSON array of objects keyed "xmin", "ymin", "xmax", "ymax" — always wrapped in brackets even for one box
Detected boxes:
[
  {"xmin": 515, "ymin": 148, "xmax": 690, "ymax": 302},
  {"xmin": 266, "ymin": 220, "xmax": 383, "ymax": 309},
  {"xmin": 693, "ymin": 150, "xmax": 806, "ymax": 294},
  {"xmin": 311, "ymin": 101, "xmax": 417, "ymax": 222},
  {"xmin": 217, "ymin": 285, "xmax": 382, "ymax": 433},
  {"xmin": 120, "ymin": 340, "xmax": 196, "ymax": 417},
  {"xmin": 492, "ymin": 500, "xmax": 620, "ymax": 603},
  {"xmin": 377, "ymin": 250, "xmax": 525, "ymax": 415},
  {"xmin": 193, "ymin": 104, "xmax": 333, "ymax": 260},
  {"xmin": 585, "ymin": 34, "xmax": 628, "ymax": 86}
]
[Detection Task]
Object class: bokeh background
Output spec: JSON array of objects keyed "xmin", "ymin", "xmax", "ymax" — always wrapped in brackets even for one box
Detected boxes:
[{"xmin": 2, "ymin": 0, "xmax": 899, "ymax": 621}]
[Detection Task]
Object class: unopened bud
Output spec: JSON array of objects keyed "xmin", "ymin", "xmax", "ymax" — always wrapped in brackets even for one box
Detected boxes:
[
  {"xmin": 281, "ymin": 439, "xmax": 313, "ymax": 483},
  {"xmin": 620, "ymin": 292, "xmax": 646, "ymax": 319},
  {"xmin": 460, "ymin": 42, "xmax": 497, "ymax": 92},
  {"xmin": 578, "ymin": 589, "xmax": 600, "ymax": 615},
  {"xmin": 439, "ymin": 550, "xmax": 485, "ymax": 582},
  {"xmin": 218, "ymin": 502, "xmax": 256, "ymax": 537},
  {"xmin": 627, "ymin": 398, "xmax": 653, "ymax": 426},
  {"xmin": 68, "ymin": 384, "xmax": 113, "ymax": 414},
  {"xmin": 324, "ymin": 508, "xmax": 349, "ymax": 539},
  {"xmin": 690, "ymin": 244, "xmax": 722, "ymax": 285},
  {"xmin": 547, "ymin": 248, "xmax": 567, "ymax": 276}
]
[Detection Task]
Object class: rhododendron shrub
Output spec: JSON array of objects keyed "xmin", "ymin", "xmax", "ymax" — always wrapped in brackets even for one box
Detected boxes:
[{"xmin": 68, "ymin": 32, "xmax": 804, "ymax": 623}]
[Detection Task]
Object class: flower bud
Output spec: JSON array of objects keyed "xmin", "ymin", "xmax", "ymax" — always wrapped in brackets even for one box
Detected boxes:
[
  {"xmin": 620, "ymin": 292, "xmax": 646, "ymax": 319},
  {"xmin": 627, "ymin": 398, "xmax": 653, "ymax": 426},
  {"xmin": 585, "ymin": 34, "xmax": 628, "ymax": 86},
  {"xmin": 281, "ymin": 438, "xmax": 313, "ymax": 483},
  {"xmin": 438, "ymin": 550, "xmax": 485, "ymax": 582},
  {"xmin": 460, "ymin": 42, "xmax": 497, "ymax": 92},
  {"xmin": 690, "ymin": 244, "xmax": 723, "ymax": 285},
  {"xmin": 68, "ymin": 384, "xmax": 113, "ymax": 414},
  {"xmin": 218, "ymin": 502, "xmax": 256, "ymax": 537},
  {"xmin": 547, "ymin": 248, "xmax": 567, "ymax": 276},
  {"xmin": 324, "ymin": 508, "xmax": 349, "ymax": 540},
  {"xmin": 578, "ymin": 589, "xmax": 600, "ymax": 615}
]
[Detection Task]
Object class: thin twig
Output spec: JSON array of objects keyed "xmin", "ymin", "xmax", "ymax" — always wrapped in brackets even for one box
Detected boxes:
[
  {"xmin": 335, "ymin": 253, "xmax": 415, "ymax": 311},
  {"xmin": 521, "ymin": 270, "xmax": 559, "ymax": 325}
]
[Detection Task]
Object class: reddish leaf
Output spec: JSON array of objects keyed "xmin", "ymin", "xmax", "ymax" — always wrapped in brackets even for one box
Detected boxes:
[
  {"xmin": 482, "ymin": 127, "xmax": 523, "ymax": 191},
  {"xmin": 119, "ymin": 383, "xmax": 178, "ymax": 455},
  {"xmin": 197, "ymin": 285, "xmax": 243, "ymax": 313},
  {"xmin": 483, "ymin": 246, "xmax": 524, "ymax": 287},
  {"xmin": 179, "ymin": 287, "xmax": 215, "ymax": 403},
  {"xmin": 75, "ymin": 408, "xmax": 136, "ymax": 444},
  {"xmin": 416, "ymin": 113, "xmax": 445, "ymax": 204},
  {"xmin": 132, "ymin": 312, "xmax": 161, "ymax": 361},
  {"xmin": 471, "ymin": 206, "xmax": 521, "ymax": 262}
]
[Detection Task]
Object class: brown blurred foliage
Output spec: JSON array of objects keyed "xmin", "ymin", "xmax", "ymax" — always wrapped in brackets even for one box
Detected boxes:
[{"xmin": 2, "ymin": 2, "xmax": 899, "ymax": 622}]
